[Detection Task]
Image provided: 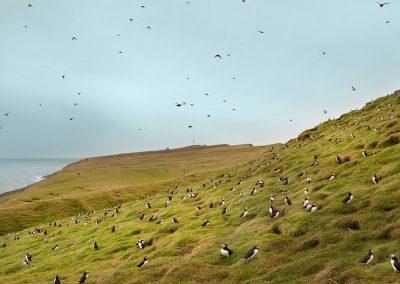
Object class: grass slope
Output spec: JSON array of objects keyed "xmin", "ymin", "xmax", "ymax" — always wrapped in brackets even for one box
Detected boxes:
[
  {"xmin": 0, "ymin": 144, "xmax": 271, "ymax": 234},
  {"xmin": 1, "ymin": 91, "xmax": 400, "ymax": 283}
]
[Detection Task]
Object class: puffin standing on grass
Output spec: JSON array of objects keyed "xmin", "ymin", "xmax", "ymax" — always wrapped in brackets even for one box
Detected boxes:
[
  {"xmin": 284, "ymin": 195, "xmax": 292, "ymax": 205},
  {"xmin": 137, "ymin": 257, "xmax": 149, "ymax": 269},
  {"xmin": 390, "ymin": 254, "xmax": 400, "ymax": 272},
  {"xmin": 220, "ymin": 244, "xmax": 233, "ymax": 258},
  {"xmin": 240, "ymin": 207, "xmax": 248, "ymax": 218},
  {"xmin": 342, "ymin": 192, "xmax": 353, "ymax": 204},
  {"xmin": 202, "ymin": 220, "xmax": 210, "ymax": 227},
  {"xmin": 372, "ymin": 174, "xmax": 380, "ymax": 184},
  {"xmin": 79, "ymin": 272, "xmax": 88, "ymax": 284},
  {"xmin": 53, "ymin": 275, "xmax": 61, "ymax": 284},
  {"xmin": 136, "ymin": 239, "xmax": 144, "ymax": 249},
  {"xmin": 93, "ymin": 241, "xmax": 99, "ymax": 250},
  {"xmin": 244, "ymin": 245, "xmax": 259, "ymax": 260},
  {"xmin": 359, "ymin": 250, "xmax": 374, "ymax": 265},
  {"xmin": 222, "ymin": 206, "xmax": 228, "ymax": 215},
  {"xmin": 269, "ymin": 204, "xmax": 279, "ymax": 218}
]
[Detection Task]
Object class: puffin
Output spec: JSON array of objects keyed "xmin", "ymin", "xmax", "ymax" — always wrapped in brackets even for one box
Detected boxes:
[
  {"xmin": 240, "ymin": 207, "xmax": 248, "ymax": 218},
  {"xmin": 93, "ymin": 241, "xmax": 99, "ymax": 250},
  {"xmin": 79, "ymin": 272, "xmax": 88, "ymax": 284},
  {"xmin": 137, "ymin": 257, "xmax": 149, "ymax": 269},
  {"xmin": 220, "ymin": 244, "xmax": 233, "ymax": 258},
  {"xmin": 54, "ymin": 275, "xmax": 61, "ymax": 284},
  {"xmin": 342, "ymin": 192, "xmax": 353, "ymax": 204},
  {"xmin": 359, "ymin": 250, "xmax": 374, "ymax": 265},
  {"xmin": 391, "ymin": 254, "xmax": 400, "ymax": 272},
  {"xmin": 284, "ymin": 195, "xmax": 292, "ymax": 205},
  {"xmin": 202, "ymin": 220, "xmax": 210, "ymax": 227},
  {"xmin": 222, "ymin": 206, "xmax": 228, "ymax": 215},
  {"xmin": 244, "ymin": 245, "xmax": 259, "ymax": 260}
]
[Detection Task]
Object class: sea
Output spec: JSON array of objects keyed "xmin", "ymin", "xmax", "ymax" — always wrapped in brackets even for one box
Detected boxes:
[{"xmin": 0, "ymin": 159, "xmax": 76, "ymax": 195}]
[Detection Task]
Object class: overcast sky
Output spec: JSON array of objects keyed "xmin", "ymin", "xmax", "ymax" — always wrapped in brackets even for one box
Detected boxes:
[{"xmin": 0, "ymin": 0, "xmax": 399, "ymax": 159}]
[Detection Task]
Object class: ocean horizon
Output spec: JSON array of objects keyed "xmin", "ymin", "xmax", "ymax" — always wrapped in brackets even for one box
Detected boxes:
[{"xmin": 0, "ymin": 158, "xmax": 76, "ymax": 194}]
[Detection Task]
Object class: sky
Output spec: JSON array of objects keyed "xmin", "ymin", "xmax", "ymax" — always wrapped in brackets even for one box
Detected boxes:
[{"xmin": 0, "ymin": 0, "xmax": 399, "ymax": 159}]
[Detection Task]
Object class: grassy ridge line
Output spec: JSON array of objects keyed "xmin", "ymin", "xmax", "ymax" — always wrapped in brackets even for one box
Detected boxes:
[{"xmin": 0, "ymin": 144, "xmax": 273, "ymax": 234}]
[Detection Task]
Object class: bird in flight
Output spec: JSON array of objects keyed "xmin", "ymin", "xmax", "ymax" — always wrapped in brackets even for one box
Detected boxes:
[
  {"xmin": 323, "ymin": 110, "xmax": 328, "ymax": 114},
  {"xmin": 28, "ymin": 4, "xmax": 33, "ymax": 8},
  {"xmin": 24, "ymin": 25, "xmax": 28, "ymax": 29},
  {"xmin": 73, "ymin": 103, "xmax": 78, "ymax": 107},
  {"xmin": 176, "ymin": 102, "xmax": 186, "ymax": 107},
  {"xmin": 147, "ymin": 26, "xmax": 151, "ymax": 30},
  {"xmin": 188, "ymin": 125, "xmax": 193, "ymax": 128},
  {"xmin": 118, "ymin": 51, "xmax": 123, "ymax": 54},
  {"xmin": 61, "ymin": 75, "xmax": 65, "ymax": 79},
  {"xmin": 3, "ymin": 112, "xmax": 10, "ymax": 117},
  {"xmin": 322, "ymin": 51, "xmax": 326, "ymax": 55},
  {"xmin": 214, "ymin": 55, "xmax": 222, "ymax": 59},
  {"xmin": 375, "ymin": 2, "xmax": 390, "ymax": 7},
  {"xmin": 69, "ymin": 118, "xmax": 74, "ymax": 121},
  {"xmin": 141, "ymin": 5, "xmax": 145, "ymax": 8},
  {"xmin": 77, "ymin": 92, "xmax": 82, "ymax": 95},
  {"xmin": 352, "ymin": 86, "xmax": 357, "ymax": 92},
  {"xmin": 258, "ymin": 30, "xmax": 264, "ymax": 34},
  {"xmin": 129, "ymin": 18, "xmax": 133, "ymax": 22},
  {"xmin": 72, "ymin": 37, "xmax": 77, "ymax": 40}
]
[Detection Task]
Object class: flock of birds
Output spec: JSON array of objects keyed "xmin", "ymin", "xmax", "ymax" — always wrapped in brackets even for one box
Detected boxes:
[{"xmin": 0, "ymin": 1, "xmax": 394, "ymax": 133}]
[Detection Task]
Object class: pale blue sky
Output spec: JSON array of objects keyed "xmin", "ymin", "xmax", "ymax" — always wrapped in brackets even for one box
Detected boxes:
[{"xmin": 0, "ymin": 0, "xmax": 399, "ymax": 158}]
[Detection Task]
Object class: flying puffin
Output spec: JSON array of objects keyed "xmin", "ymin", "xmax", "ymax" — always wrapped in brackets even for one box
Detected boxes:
[
  {"xmin": 137, "ymin": 257, "xmax": 149, "ymax": 269},
  {"xmin": 342, "ymin": 192, "xmax": 353, "ymax": 204},
  {"xmin": 359, "ymin": 250, "xmax": 374, "ymax": 265},
  {"xmin": 240, "ymin": 207, "xmax": 248, "ymax": 218},
  {"xmin": 201, "ymin": 220, "xmax": 210, "ymax": 227},
  {"xmin": 244, "ymin": 245, "xmax": 259, "ymax": 260},
  {"xmin": 79, "ymin": 272, "xmax": 88, "ymax": 284},
  {"xmin": 220, "ymin": 244, "xmax": 233, "ymax": 258},
  {"xmin": 284, "ymin": 195, "xmax": 292, "ymax": 205}
]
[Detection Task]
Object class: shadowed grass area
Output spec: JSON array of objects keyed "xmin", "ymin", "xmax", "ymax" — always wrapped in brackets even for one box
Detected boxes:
[{"xmin": 0, "ymin": 91, "xmax": 400, "ymax": 283}]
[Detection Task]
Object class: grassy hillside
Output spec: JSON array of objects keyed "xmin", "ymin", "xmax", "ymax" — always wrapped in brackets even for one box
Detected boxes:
[
  {"xmin": 1, "ymin": 91, "xmax": 400, "ymax": 283},
  {"xmin": 0, "ymin": 144, "xmax": 272, "ymax": 234}
]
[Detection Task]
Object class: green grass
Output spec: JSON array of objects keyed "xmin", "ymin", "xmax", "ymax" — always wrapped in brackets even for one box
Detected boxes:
[{"xmin": 1, "ymin": 91, "xmax": 400, "ymax": 283}]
